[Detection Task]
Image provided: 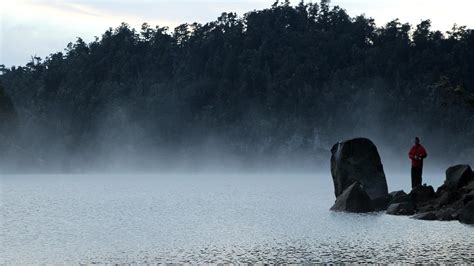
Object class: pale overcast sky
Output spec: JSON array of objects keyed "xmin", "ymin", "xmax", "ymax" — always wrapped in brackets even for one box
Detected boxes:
[{"xmin": 1, "ymin": 0, "xmax": 473, "ymax": 67}]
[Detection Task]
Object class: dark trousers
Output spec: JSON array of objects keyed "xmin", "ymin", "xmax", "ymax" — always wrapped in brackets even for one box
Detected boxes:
[{"xmin": 411, "ymin": 167, "xmax": 423, "ymax": 188}]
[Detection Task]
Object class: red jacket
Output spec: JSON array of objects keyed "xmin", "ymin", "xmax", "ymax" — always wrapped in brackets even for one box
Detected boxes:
[{"xmin": 409, "ymin": 144, "xmax": 427, "ymax": 168}]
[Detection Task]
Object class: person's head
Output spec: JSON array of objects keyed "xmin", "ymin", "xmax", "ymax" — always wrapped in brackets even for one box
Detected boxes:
[{"xmin": 414, "ymin": 137, "xmax": 420, "ymax": 145}]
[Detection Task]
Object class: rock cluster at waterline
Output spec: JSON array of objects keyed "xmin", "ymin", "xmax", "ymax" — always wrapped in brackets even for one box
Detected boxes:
[
  {"xmin": 329, "ymin": 138, "xmax": 474, "ymax": 225},
  {"xmin": 391, "ymin": 164, "xmax": 474, "ymax": 224}
]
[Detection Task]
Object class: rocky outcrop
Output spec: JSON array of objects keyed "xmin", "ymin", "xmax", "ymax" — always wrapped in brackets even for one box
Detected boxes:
[
  {"xmin": 330, "ymin": 138, "xmax": 388, "ymax": 199},
  {"xmin": 330, "ymin": 182, "xmax": 374, "ymax": 213},
  {"xmin": 404, "ymin": 164, "xmax": 474, "ymax": 224},
  {"xmin": 328, "ymin": 139, "xmax": 474, "ymax": 224}
]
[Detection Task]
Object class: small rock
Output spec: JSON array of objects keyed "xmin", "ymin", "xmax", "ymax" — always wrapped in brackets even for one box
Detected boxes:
[
  {"xmin": 445, "ymin": 199, "xmax": 465, "ymax": 210},
  {"xmin": 389, "ymin": 190, "xmax": 406, "ymax": 198},
  {"xmin": 445, "ymin": 164, "xmax": 473, "ymax": 189},
  {"xmin": 371, "ymin": 194, "xmax": 393, "ymax": 211},
  {"xmin": 417, "ymin": 204, "xmax": 436, "ymax": 213},
  {"xmin": 462, "ymin": 180, "xmax": 474, "ymax": 191},
  {"xmin": 330, "ymin": 182, "xmax": 374, "ymax": 213},
  {"xmin": 435, "ymin": 208, "xmax": 459, "ymax": 221},
  {"xmin": 462, "ymin": 191, "xmax": 474, "ymax": 204},
  {"xmin": 458, "ymin": 200, "xmax": 474, "ymax": 224},
  {"xmin": 412, "ymin": 212, "xmax": 437, "ymax": 220},
  {"xmin": 386, "ymin": 202, "xmax": 415, "ymax": 215},
  {"xmin": 436, "ymin": 190, "xmax": 461, "ymax": 207},
  {"xmin": 435, "ymin": 183, "xmax": 448, "ymax": 197},
  {"xmin": 409, "ymin": 185, "xmax": 435, "ymax": 205},
  {"xmin": 389, "ymin": 190, "xmax": 411, "ymax": 204}
]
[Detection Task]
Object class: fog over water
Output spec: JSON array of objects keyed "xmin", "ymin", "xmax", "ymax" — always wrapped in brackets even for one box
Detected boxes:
[
  {"xmin": 0, "ymin": 129, "xmax": 471, "ymax": 263},
  {"xmin": 2, "ymin": 114, "xmax": 471, "ymax": 263}
]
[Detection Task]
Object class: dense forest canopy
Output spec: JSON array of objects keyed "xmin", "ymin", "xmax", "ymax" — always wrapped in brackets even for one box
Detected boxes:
[{"xmin": 1, "ymin": 0, "xmax": 474, "ymax": 172}]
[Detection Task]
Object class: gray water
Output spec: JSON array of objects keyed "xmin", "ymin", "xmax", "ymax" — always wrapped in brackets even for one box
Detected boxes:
[{"xmin": 1, "ymin": 173, "xmax": 473, "ymax": 264}]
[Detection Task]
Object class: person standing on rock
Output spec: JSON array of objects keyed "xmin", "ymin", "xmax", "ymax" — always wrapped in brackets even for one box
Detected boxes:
[{"xmin": 409, "ymin": 137, "xmax": 427, "ymax": 188}]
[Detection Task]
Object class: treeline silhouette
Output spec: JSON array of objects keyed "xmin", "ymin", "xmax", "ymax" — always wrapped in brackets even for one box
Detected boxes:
[{"xmin": 1, "ymin": 0, "xmax": 473, "ymax": 171}]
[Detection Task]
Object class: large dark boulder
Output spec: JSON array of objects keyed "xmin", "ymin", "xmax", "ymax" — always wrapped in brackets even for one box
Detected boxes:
[
  {"xmin": 330, "ymin": 138, "xmax": 388, "ymax": 199},
  {"xmin": 330, "ymin": 182, "xmax": 374, "ymax": 213},
  {"xmin": 386, "ymin": 202, "xmax": 415, "ymax": 215},
  {"xmin": 445, "ymin": 165, "xmax": 473, "ymax": 189},
  {"xmin": 458, "ymin": 200, "xmax": 474, "ymax": 224}
]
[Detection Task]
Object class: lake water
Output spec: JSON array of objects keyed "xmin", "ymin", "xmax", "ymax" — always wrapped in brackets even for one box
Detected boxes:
[{"xmin": 1, "ymin": 173, "xmax": 473, "ymax": 264}]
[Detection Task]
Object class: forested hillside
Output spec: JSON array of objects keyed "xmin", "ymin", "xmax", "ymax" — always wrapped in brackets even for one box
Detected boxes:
[{"xmin": 1, "ymin": 0, "xmax": 474, "ymax": 171}]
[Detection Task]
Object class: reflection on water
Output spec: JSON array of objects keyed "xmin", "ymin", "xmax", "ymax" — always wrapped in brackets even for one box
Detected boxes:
[{"xmin": 1, "ymin": 174, "xmax": 473, "ymax": 264}]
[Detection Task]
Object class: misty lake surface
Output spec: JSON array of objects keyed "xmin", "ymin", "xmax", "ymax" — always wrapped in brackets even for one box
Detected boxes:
[{"xmin": 1, "ymin": 173, "xmax": 473, "ymax": 264}]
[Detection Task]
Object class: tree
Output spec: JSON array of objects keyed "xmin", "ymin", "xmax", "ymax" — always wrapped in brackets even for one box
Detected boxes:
[{"xmin": 0, "ymin": 83, "xmax": 17, "ymax": 135}]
